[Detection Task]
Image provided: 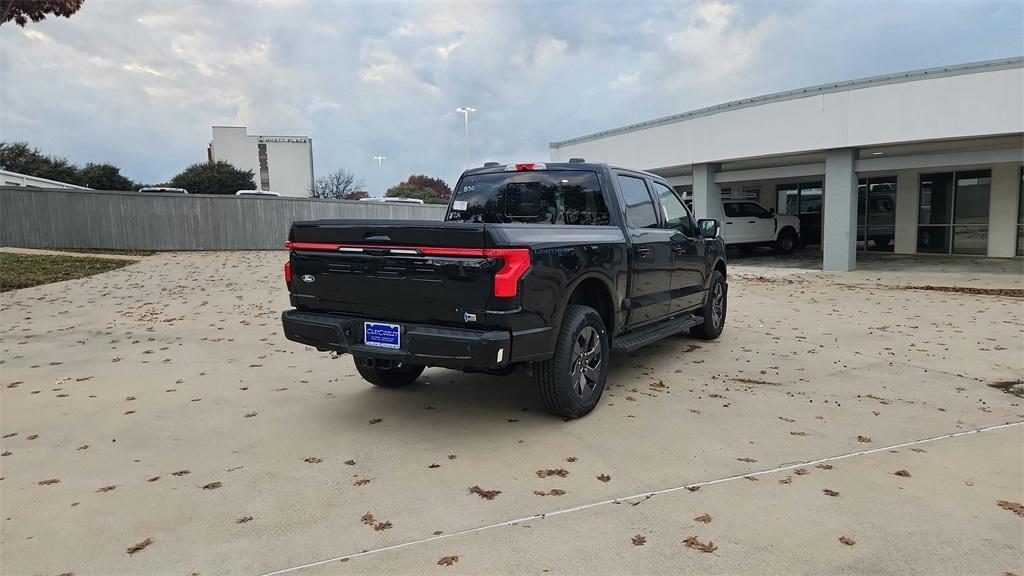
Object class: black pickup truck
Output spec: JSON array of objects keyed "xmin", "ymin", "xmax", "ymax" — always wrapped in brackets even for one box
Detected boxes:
[{"xmin": 281, "ymin": 161, "xmax": 727, "ymax": 418}]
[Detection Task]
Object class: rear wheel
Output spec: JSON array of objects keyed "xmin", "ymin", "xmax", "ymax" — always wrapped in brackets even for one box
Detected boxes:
[
  {"xmin": 690, "ymin": 270, "xmax": 727, "ymax": 340},
  {"xmin": 776, "ymin": 229, "xmax": 798, "ymax": 254},
  {"xmin": 536, "ymin": 305, "xmax": 609, "ymax": 419},
  {"xmin": 353, "ymin": 356, "xmax": 424, "ymax": 388}
]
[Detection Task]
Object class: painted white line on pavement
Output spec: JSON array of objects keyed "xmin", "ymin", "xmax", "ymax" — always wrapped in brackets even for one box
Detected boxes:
[{"xmin": 257, "ymin": 419, "xmax": 1023, "ymax": 576}]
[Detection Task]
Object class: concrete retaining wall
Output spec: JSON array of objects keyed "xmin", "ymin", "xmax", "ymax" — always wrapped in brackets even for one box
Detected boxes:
[{"xmin": 0, "ymin": 187, "xmax": 446, "ymax": 250}]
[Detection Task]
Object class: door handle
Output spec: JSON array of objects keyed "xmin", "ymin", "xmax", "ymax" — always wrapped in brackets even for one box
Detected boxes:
[
  {"xmin": 748, "ymin": 220, "xmax": 756, "ymax": 224},
  {"xmin": 725, "ymin": 221, "xmax": 734, "ymax": 225},
  {"xmin": 634, "ymin": 246, "xmax": 653, "ymax": 258}
]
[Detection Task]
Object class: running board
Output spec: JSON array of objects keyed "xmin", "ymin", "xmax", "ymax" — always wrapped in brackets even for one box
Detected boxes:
[{"xmin": 611, "ymin": 314, "xmax": 703, "ymax": 354}]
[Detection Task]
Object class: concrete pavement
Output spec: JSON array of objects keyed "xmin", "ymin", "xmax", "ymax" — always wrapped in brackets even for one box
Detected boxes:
[{"xmin": 1, "ymin": 251, "xmax": 1021, "ymax": 575}]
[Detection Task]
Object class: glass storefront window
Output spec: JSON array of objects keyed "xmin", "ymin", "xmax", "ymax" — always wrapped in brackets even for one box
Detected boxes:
[
  {"xmin": 1018, "ymin": 168, "xmax": 1023, "ymax": 256},
  {"xmin": 918, "ymin": 170, "xmax": 990, "ymax": 255},
  {"xmin": 858, "ymin": 176, "xmax": 896, "ymax": 252},
  {"xmin": 776, "ymin": 181, "xmax": 822, "ymax": 245}
]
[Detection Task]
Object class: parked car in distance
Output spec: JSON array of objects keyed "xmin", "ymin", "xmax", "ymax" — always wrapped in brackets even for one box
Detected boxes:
[
  {"xmin": 358, "ymin": 196, "xmax": 425, "ymax": 204},
  {"xmin": 139, "ymin": 187, "xmax": 188, "ymax": 194},
  {"xmin": 281, "ymin": 161, "xmax": 727, "ymax": 419},
  {"xmin": 236, "ymin": 190, "xmax": 282, "ymax": 196},
  {"xmin": 721, "ymin": 200, "xmax": 800, "ymax": 254}
]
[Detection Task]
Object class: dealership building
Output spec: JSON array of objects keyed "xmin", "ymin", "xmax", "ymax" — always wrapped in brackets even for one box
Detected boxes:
[
  {"xmin": 208, "ymin": 126, "xmax": 314, "ymax": 197},
  {"xmin": 550, "ymin": 57, "xmax": 1024, "ymax": 271}
]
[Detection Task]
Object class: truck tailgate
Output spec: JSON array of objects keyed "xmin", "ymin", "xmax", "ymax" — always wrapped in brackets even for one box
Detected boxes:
[{"xmin": 287, "ymin": 221, "xmax": 503, "ymax": 326}]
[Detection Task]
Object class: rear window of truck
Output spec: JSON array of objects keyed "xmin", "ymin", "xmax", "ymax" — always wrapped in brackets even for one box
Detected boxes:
[{"xmin": 446, "ymin": 171, "xmax": 611, "ymax": 225}]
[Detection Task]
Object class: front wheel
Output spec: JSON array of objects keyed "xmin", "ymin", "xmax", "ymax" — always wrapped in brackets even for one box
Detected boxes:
[
  {"xmin": 776, "ymin": 229, "xmax": 798, "ymax": 254},
  {"xmin": 536, "ymin": 305, "xmax": 609, "ymax": 419},
  {"xmin": 353, "ymin": 356, "xmax": 424, "ymax": 388},
  {"xmin": 690, "ymin": 270, "xmax": 727, "ymax": 340}
]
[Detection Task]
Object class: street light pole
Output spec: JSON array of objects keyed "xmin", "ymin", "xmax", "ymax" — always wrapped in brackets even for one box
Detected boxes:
[
  {"xmin": 456, "ymin": 106, "xmax": 476, "ymax": 169},
  {"xmin": 373, "ymin": 155, "xmax": 386, "ymax": 196}
]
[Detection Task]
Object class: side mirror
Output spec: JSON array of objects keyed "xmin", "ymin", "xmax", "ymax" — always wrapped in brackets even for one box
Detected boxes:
[
  {"xmin": 697, "ymin": 218, "xmax": 720, "ymax": 239},
  {"xmin": 769, "ymin": 207, "xmax": 776, "ymax": 215}
]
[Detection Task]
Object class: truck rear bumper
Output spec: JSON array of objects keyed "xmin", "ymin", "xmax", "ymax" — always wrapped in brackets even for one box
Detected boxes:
[{"xmin": 281, "ymin": 310, "xmax": 512, "ymax": 369}]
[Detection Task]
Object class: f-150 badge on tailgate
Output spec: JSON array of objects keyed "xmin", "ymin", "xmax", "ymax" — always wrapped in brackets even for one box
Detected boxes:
[{"xmin": 301, "ymin": 274, "xmax": 315, "ymax": 283}]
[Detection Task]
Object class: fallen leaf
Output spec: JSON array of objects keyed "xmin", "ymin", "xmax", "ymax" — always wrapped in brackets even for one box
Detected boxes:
[
  {"xmin": 202, "ymin": 482, "xmax": 222, "ymax": 490},
  {"xmin": 682, "ymin": 536, "xmax": 717, "ymax": 553},
  {"xmin": 448, "ymin": 454, "xmax": 457, "ymax": 460},
  {"xmin": 790, "ymin": 431, "xmax": 809, "ymax": 436},
  {"xmin": 303, "ymin": 457, "xmax": 322, "ymax": 464},
  {"xmin": 368, "ymin": 418, "xmax": 383, "ymax": 424},
  {"xmin": 428, "ymin": 463, "xmax": 441, "ymax": 469},
  {"xmin": 236, "ymin": 516, "xmax": 254, "ymax": 524},
  {"xmin": 736, "ymin": 457, "xmax": 757, "ymax": 463},
  {"xmin": 468, "ymin": 485, "xmax": 501, "ymax": 500},
  {"xmin": 353, "ymin": 479, "xmax": 371, "ymax": 486},
  {"xmin": 857, "ymin": 435, "xmax": 872, "ymax": 443},
  {"xmin": 147, "ymin": 476, "xmax": 160, "ymax": 482},
  {"xmin": 126, "ymin": 537, "xmax": 153, "ymax": 555},
  {"xmin": 171, "ymin": 470, "xmax": 191, "ymax": 476},
  {"xmin": 686, "ymin": 485, "xmax": 701, "ymax": 492},
  {"xmin": 778, "ymin": 476, "xmax": 792, "ymax": 484},
  {"xmin": 373, "ymin": 521, "xmax": 393, "ymax": 531},
  {"xmin": 361, "ymin": 512, "xmax": 376, "ymax": 525},
  {"xmin": 566, "ymin": 457, "xmax": 577, "ymax": 463},
  {"xmin": 536, "ymin": 468, "xmax": 569, "ymax": 478},
  {"xmin": 96, "ymin": 485, "xmax": 116, "ymax": 493},
  {"xmin": 815, "ymin": 464, "xmax": 833, "ymax": 470},
  {"xmin": 794, "ymin": 468, "xmax": 809, "ymax": 476},
  {"xmin": 694, "ymin": 513, "xmax": 712, "ymax": 524},
  {"xmin": 632, "ymin": 534, "xmax": 646, "ymax": 546},
  {"xmin": 894, "ymin": 469, "xmax": 911, "ymax": 477},
  {"xmin": 534, "ymin": 489, "xmax": 567, "ymax": 496},
  {"xmin": 437, "ymin": 555, "xmax": 459, "ymax": 567},
  {"xmin": 344, "ymin": 460, "xmax": 356, "ymax": 465},
  {"xmin": 597, "ymin": 474, "xmax": 611, "ymax": 482},
  {"xmin": 997, "ymin": 500, "xmax": 1024, "ymax": 517},
  {"xmin": 839, "ymin": 536, "xmax": 856, "ymax": 546},
  {"xmin": 38, "ymin": 478, "xmax": 60, "ymax": 485},
  {"xmin": 823, "ymin": 488, "xmax": 840, "ymax": 497}
]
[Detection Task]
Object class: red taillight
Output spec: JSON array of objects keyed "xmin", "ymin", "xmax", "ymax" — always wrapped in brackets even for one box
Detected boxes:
[
  {"xmin": 284, "ymin": 261, "xmax": 292, "ymax": 283},
  {"xmin": 506, "ymin": 162, "xmax": 547, "ymax": 172},
  {"xmin": 484, "ymin": 248, "xmax": 530, "ymax": 298}
]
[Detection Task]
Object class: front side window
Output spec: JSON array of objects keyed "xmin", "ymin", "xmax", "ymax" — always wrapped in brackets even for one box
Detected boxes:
[
  {"xmin": 617, "ymin": 174, "xmax": 658, "ymax": 229},
  {"xmin": 446, "ymin": 170, "xmax": 610, "ymax": 225},
  {"xmin": 652, "ymin": 181, "xmax": 694, "ymax": 236},
  {"xmin": 740, "ymin": 202, "xmax": 772, "ymax": 218}
]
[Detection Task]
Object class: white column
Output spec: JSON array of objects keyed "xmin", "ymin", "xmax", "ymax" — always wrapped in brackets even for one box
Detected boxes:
[
  {"xmin": 893, "ymin": 169, "xmax": 919, "ymax": 255},
  {"xmin": 692, "ymin": 163, "xmax": 723, "ymax": 221},
  {"xmin": 987, "ymin": 163, "xmax": 1022, "ymax": 258},
  {"xmin": 823, "ymin": 148, "xmax": 858, "ymax": 272}
]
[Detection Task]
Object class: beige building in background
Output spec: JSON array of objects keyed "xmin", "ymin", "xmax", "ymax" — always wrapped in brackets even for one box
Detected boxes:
[
  {"xmin": 551, "ymin": 57, "xmax": 1024, "ymax": 271},
  {"xmin": 208, "ymin": 126, "xmax": 314, "ymax": 198}
]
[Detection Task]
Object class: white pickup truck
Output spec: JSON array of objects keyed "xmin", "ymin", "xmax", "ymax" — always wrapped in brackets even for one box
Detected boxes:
[{"xmin": 721, "ymin": 200, "xmax": 801, "ymax": 254}]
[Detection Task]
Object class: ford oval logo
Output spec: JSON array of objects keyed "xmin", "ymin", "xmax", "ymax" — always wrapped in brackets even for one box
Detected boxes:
[{"xmin": 301, "ymin": 274, "xmax": 315, "ymax": 283}]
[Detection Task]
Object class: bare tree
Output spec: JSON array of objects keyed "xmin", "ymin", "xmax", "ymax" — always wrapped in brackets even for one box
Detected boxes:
[{"xmin": 312, "ymin": 169, "xmax": 365, "ymax": 199}]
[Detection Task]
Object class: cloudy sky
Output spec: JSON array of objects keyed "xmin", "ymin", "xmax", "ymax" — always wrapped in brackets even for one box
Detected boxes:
[{"xmin": 1, "ymin": 0, "xmax": 1021, "ymax": 192}]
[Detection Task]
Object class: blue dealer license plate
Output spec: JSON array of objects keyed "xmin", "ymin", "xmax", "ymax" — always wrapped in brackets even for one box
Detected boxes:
[{"xmin": 364, "ymin": 322, "xmax": 400, "ymax": 349}]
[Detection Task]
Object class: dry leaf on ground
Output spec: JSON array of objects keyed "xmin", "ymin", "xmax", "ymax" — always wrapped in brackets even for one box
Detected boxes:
[
  {"xmin": 126, "ymin": 537, "xmax": 153, "ymax": 555},
  {"xmin": 894, "ymin": 469, "xmax": 911, "ymax": 477},
  {"xmin": 361, "ymin": 512, "xmax": 376, "ymax": 525},
  {"xmin": 536, "ymin": 469, "xmax": 569, "ymax": 478},
  {"xmin": 694, "ymin": 513, "xmax": 712, "ymax": 524},
  {"xmin": 303, "ymin": 457, "xmax": 322, "ymax": 464},
  {"xmin": 682, "ymin": 536, "xmax": 717, "ymax": 553},
  {"xmin": 236, "ymin": 516, "xmax": 254, "ymax": 524},
  {"xmin": 632, "ymin": 534, "xmax": 646, "ymax": 546},
  {"xmin": 437, "ymin": 556, "xmax": 459, "ymax": 567},
  {"xmin": 202, "ymin": 482, "xmax": 222, "ymax": 490},
  {"xmin": 857, "ymin": 435, "xmax": 872, "ymax": 443},
  {"xmin": 823, "ymin": 489, "xmax": 840, "ymax": 497},
  {"xmin": 468, "ymin": 485, "xmax": 501, "ymax": 500},
  {"xmin": 997, "ymin": 500, "xmax": 1024, "ymax": 517},
  {"xmin": 597, "ymin": 474, "xmax": 611, "ymax": 482},
  {"xmin": 839, "ymin": 536, "xmax": 856, "ymax": 545}
]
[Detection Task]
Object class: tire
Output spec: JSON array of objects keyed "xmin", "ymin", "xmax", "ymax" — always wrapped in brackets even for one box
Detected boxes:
[
  {"xmin": 536, "ymin": 305, "xmax": 609, "ymax": 419},
  {"xmin": 775, "ymin": 229, "xmax": 797, "ymax": 254},
  {"xmin": 690, "ymin": 270, "xmax": 727, "ymax": 340},
  {"xmin": 353, "ymin": 356, "xmax": 424, "ymax": 388}
]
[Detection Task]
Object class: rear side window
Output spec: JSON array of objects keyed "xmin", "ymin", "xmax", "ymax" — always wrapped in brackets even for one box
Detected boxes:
[
  {"xmin": 617, "ymin": 175, "xmax": 658, "ymax": 229},
  {"xmin": 723, "ymin": 203, "xmax": 741, "ymax": 218},
  {"xmin": 653, "ymin": 181, "xmax": 694, "ymax": 236},
  {"xmin": 446, "ymin": 170, "xmax": 610, "ymax": 225}
]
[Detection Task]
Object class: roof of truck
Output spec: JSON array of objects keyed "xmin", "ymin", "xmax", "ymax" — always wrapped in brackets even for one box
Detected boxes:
[{"xmin": 462, "ymin": 161, "xmax": 661, "ymax": 179}]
